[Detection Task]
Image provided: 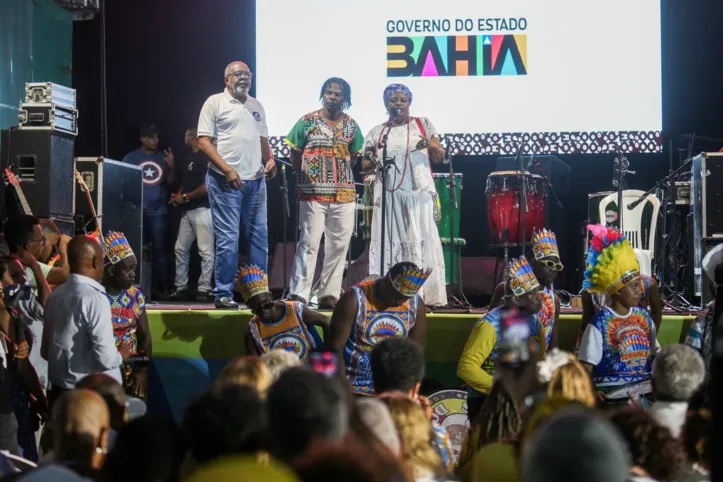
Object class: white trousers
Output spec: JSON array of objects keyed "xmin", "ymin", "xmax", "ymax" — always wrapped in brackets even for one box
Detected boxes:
[
  {"xmin": 289, "ymin": 200, "xmax": 356, "ymax": 301},
  {"xmin": 174, "ymin": 207, "xmax": 215, "ymax": 293}
]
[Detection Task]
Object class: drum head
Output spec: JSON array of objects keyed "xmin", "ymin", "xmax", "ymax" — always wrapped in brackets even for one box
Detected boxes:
[{"xmin": 428, "ymin": 389, "xmax": 469, "ymax": 464}]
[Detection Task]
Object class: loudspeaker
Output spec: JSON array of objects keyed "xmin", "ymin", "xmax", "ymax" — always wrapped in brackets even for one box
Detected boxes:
[
  {"xmin": 74, "ymin": 157, "xmax": 144, "ymax": 285},
  {"xmin": 0, "ymin": 129, "xmax": 75, "ymax": 218}
]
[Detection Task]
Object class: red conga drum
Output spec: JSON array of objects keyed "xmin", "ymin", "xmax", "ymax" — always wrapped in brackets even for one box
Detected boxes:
[{"xmin": 486, "ymin": 171, "xmax": 547, "ymax": 245}]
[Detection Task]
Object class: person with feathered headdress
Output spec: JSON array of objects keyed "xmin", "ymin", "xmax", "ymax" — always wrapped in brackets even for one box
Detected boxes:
[
  {"xmin": 237, "ymin": 265, "xmax": 327, "ymax": 363},
  {"xmin": 578, "ymin": 225, "xmax": 658, "ymax": 400},
  {"xmin": 458, "ymin": 256, "xmax": 542, "ymax": 421},
  {"xmin": 326, "ymin": 261, "xmax": 430, "ymax": 396},
  {"xmin": 489, "ymin": 229, "xmax": 562, "ymax": 357},
  {"xmin": 102, "ymin": 232, "xmax": 151, "ymax": 399}
]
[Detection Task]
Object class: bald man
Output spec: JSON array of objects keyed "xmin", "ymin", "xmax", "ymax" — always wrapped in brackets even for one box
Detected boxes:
[
  {"xmin": 50, "ymin": 389, "xmax": 111, "ymax": 476},
  {"xmin": 77, "ymin": 374, "xmax": 128, "ymax": 432},
  {"xmin": 43, "ymin": 236, "xmax": 131, "ymax": 408},
  {"xmin": 197, "ymin": 61, "xmax": 276, "ymax": 309}
]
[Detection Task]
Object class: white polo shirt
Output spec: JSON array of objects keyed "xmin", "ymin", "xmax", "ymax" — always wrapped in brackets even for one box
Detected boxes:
[{"xmin": 197, "ymin": 90, "xmax": 268, "ymax": 180}]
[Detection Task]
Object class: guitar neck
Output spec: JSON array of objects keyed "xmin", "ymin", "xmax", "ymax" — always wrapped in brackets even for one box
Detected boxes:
[{"xmin": 14, "ymin": 186, "xmax": 33, "ymax": 216}]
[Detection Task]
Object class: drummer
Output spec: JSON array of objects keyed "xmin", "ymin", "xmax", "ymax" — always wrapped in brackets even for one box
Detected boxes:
[
  {"xmin": 489, "ymin": 228, "xmax": 561, "ymax": 356},
  {"xmin": 577, "ymin": 225, "xmax": 658, "ymax": 401},
  {"xmin": 458, "ymin": 256, "xmax": 541, "ymax": 421}
]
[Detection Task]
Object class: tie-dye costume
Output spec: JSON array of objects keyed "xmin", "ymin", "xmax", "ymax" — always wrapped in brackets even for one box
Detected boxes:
[
  {"xmin": 579, "ymin": 225, "xmax": 654, "ymax": 393},
  {"xmin": 343, "ymin": 281, "xmax": 418, "ymax": 396},
  {"xmin": 587, "ymin": 307, "xmax": 654, "ymax": 389},
  {"xmin": 248, "ymin": 301, "xmax": 322, "ymax": 362}
]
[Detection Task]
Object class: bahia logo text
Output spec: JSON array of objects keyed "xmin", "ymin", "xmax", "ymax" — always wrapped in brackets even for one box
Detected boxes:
[{"xmin": 387, "ymin": 34, "xmax": 527, "ymax": 77}]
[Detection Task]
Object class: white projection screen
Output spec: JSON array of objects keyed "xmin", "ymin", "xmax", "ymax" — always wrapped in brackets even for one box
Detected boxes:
[{"xmin": 256, "ymin": 0, "xmax": 662, "ymax": 156}]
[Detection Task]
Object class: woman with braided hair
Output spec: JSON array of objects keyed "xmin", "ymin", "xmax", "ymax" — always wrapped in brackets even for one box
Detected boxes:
[{"xmin": 456, "ymin": 381, "xmax": 521, "ymax": 476}]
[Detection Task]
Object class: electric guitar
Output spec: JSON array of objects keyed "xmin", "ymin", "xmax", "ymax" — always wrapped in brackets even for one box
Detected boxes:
[
  {"xmin": 73, "ymin": 169, "xmax": 104, "ymax": 244},
  {"xmin": 3, "ymin": 168, "xmax": 33, "ymax": 216}
]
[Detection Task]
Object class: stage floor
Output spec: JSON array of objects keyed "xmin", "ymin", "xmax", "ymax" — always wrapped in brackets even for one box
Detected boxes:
[{"xmin": 144, "ymin": 302, "xmax": 698, "ymax": 422}]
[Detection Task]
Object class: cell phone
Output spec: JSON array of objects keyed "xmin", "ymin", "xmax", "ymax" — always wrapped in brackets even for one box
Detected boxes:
[
  {"xmin": 497, "ymin": 307, "xmax": 532, "ymax": 368},
  {"xmin": 308, "ymin": 349, "xmax": 338, "ymax": 377}
]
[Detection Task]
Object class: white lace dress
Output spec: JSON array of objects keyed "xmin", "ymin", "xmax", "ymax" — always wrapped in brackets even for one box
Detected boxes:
[{"xmin": 364, "ymin": 117, "xmax": 447, "ymax": 306}]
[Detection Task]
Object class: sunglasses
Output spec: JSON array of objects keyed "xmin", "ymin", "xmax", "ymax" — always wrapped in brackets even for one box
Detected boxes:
[{"xmin": 538, "ymin": 259, "xmax": 564, "ymax": 271}]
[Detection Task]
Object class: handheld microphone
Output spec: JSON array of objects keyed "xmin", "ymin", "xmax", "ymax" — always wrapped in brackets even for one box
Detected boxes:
[{"xmin": 392, "ymin": 107, "xmax": 402, "ymax": 118}]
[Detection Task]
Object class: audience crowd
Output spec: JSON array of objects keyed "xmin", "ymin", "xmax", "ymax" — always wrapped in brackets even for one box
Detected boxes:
[{"xmin": 0, "ymin": 213, "xmax": 713, "ymax": 482}]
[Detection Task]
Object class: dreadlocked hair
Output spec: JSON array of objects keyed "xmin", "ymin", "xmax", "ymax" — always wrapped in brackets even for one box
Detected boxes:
[
  {"xmin": 547, "ymin": 355, "xmax": 597, "ymax": 408},
  {"xmin": 456, "ymin": 382, "xmax": 521, "ymax": 470},
  {"xmin": 319, "ymin": 77, "xmax": 352, "ymax": 111}
]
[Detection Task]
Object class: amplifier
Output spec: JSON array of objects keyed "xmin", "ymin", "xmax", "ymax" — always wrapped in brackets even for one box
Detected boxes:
[{"xmin": 74, "ymin": 157, "xmax": 144, "ymax": 284}]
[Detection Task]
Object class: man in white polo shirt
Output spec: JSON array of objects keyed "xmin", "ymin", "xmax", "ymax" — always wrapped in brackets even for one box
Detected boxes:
[{"xmin": 197, "ymin": 61, "xmax": 276, "ymax": 309}]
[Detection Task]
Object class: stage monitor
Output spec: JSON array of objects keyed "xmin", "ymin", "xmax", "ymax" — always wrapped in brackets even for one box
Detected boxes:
[{"xmin": 256, "ymin": 0, "xmax": 662, "ymax": 156}]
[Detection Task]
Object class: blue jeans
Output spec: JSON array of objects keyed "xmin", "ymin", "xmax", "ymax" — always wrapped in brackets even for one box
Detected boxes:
[
  {"xmin": 206, "ymin": 171, "xmax": 268, "ymax": 300},
  {"xmin": 144, "ymin": 212, "xmax": 169, "ymax": 292}
]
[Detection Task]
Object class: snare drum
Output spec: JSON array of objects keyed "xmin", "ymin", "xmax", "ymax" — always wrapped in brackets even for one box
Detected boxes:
[{"xmin": 485, "ymin": 171, "xmax": 546, "ymax": 245}]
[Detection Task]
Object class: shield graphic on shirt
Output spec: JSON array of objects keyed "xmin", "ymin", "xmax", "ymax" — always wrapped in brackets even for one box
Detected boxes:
[{"xmin": 139, "ymin": 160, "xmax": 163, "ymax": 186}]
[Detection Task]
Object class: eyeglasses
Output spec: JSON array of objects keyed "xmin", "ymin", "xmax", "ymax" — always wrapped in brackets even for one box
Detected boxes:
[
  {"xmin": 228, "ymin": 71, "xmax": 253, "ymax": 79},
  {"xmin": 538, "ymin": 259, "xmax": 564, "ymax": 271}
]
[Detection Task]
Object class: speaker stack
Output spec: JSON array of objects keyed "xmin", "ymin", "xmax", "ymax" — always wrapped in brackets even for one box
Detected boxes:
[{"xmin": 1, "ymin": 82, "xmax": 79, "ymax": 234}]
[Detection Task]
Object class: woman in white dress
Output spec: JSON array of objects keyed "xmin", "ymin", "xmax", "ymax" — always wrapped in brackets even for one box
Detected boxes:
[{"xmin": 362, "ymin": 84, "xmax": 447, "ymax": 307}]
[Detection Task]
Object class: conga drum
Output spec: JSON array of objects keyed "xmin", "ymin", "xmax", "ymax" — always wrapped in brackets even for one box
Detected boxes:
[
  {"xmin": 433, "ymin": 173, "xmax": 463, "ymax": 239},
  {"xmin": 486, "ymin": 171, "xmax": 546, "ymax": 245}
]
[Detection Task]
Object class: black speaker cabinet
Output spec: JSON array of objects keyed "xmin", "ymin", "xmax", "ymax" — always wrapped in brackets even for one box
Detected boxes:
[
  {"xmin": 0, "ymin": 129, "xmax": 75, "ymax": 218},
  {"xmin": 74, "ymin": 157, "xmax": 144, "ymax": 284},
  {"xmin": 692, "ymin": 152, "xmax": 723, "ymax": 299}
]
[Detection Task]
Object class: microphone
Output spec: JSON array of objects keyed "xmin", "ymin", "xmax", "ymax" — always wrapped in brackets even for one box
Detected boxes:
[
  {"xmin": 392, "ymin": 107, "xmax": 402, "ymax": 118},
  {"xmin": 525, "ymin": 149, "xmax": 536, "ymax": 171}
]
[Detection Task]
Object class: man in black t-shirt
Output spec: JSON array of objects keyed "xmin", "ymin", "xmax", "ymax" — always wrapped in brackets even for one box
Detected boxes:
[{"xmin": 169, "ymin": 128, "xmax": 215, "ymax": 301}]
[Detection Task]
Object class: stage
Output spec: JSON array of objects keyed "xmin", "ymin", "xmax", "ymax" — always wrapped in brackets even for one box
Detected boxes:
[{"xmin": 144, "ymin": 303, "xmax": 697, "ymax": 422}]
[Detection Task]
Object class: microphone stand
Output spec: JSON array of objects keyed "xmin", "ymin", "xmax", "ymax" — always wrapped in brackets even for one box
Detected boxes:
[
  {"xmin": 513, "ymin": 144, "xmax": 528, "ymax": 254},
  {"xmin": 627, "ymin": 156, "xmax": 693, "ymax": 211},
  {"xmin": 277, "ymin": 158, "xmax": 294, "ymax": 298},
  {"xmin": 444, "ymin": 140, "xmax": 471, "ymax": 308},
  {"xmin": 378, "ymin": 122, "xmax": 400, "ymax": 276}
]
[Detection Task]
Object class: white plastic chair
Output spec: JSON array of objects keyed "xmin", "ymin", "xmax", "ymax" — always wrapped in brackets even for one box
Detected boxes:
[{"xmin": 598, "ymin": 190, "xmax": 660, "ymax": 276}]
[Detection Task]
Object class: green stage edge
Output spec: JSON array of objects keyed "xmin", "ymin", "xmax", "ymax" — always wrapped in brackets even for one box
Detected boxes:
[{"xmin": 149, "ymin": 310, "xmax": 696, "ymax": 392}]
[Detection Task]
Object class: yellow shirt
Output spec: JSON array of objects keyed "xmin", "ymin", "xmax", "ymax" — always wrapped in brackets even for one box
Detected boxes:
[
  {"xmin": 470, "ymin": 442, "xmax": 519, "ymax": 482},
  {"xmin": 457, "ymin": 320, "xmax": 497, "ymax": 394}
]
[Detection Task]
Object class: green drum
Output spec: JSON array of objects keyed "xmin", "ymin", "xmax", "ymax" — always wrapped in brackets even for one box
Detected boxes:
[{"xmin": 433, "ymin": 174, "xmax": 466, "ymax": 284}]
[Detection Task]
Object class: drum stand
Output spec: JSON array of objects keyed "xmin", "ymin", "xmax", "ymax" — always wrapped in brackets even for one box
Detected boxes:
[{"xmin": 445, "ymin": 151, "xmax": 471, "ymax": 308}]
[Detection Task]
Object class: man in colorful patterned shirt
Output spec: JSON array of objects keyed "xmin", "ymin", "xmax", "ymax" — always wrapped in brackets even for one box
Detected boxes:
[
  {"xmin": 237, "ymin": 265, "xmax": 328, "ymax": 361},
  {"xmin": 285, "ymin": 78, "xmax": 364, "ymax": 309},
  {"xmin": 327, "ymin": 261, "xmax": 429, "ymax": 396},
  {"xmin": 578, "ymin": 225, "xmax": 658, "ymax": 401},
  {"xmin": 102, "ymin": 232, "xmax": 152, "ymax": 399},
  {"xmin": 458, "ymin": 256, "xmax": 541, "ymax": 421}
]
